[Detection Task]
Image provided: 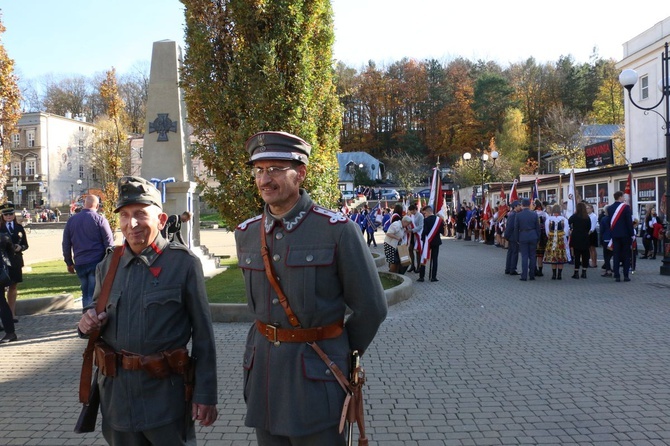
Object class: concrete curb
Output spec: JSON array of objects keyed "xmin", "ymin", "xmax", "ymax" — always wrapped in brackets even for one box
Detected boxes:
[
  {"xmin": 15, "ymin": 253, "xmax": 414, "ymax": 323},
  {"xmin": 15, "ymin": 294, "xmax": 74, "ymax": 316},
  {"xmin": 208, "ymin": 270, "xmax": 414, "ymax": 322}
]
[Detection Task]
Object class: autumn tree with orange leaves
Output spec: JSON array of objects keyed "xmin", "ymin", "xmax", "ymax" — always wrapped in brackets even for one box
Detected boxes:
[{"xmin": 0, "ymin": 15, "xmax": 22, "ymax": 200}]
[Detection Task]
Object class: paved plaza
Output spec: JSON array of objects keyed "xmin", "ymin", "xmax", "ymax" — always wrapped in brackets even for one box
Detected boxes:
[{"xmin": 2, "ymin": 227, "xmax": 670, "ymax": 445}]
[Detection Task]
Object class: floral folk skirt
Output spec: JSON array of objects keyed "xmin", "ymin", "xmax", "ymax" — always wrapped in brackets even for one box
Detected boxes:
[{"xmin": 543, "ymin": 230, "xmax": 568, "ymax": 264}]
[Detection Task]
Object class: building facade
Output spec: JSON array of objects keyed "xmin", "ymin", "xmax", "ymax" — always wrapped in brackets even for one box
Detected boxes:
[{"xmin": 9, "ymin": 112, "xmax": 98, "ymax": 209}]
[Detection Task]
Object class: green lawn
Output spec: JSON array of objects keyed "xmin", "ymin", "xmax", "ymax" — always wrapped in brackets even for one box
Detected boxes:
[{"xmin": 17, "ymin": 258, "xmax": 399, "ymax": 304}]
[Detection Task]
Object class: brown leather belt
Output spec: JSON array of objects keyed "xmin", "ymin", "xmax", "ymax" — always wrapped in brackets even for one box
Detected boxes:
[{"xmin": 255, "ymin": 320, "xmax": 343, "ymax": 344}]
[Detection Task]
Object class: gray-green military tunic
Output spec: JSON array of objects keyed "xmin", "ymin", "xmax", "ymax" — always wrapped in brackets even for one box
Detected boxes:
[
  {"xmin": 235, "ymin": 190, "xmax": 387, "ymax": 437},
  {"xmin": 92, "ymin": 235, "xmax": 218, "ymax": 432}
]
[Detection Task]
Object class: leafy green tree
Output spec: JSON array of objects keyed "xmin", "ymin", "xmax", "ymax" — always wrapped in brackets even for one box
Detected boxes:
[
  {"xmin": 181, "ymin": 0, "xmax": 342, "ymax": 228},
  {"xmin": 0, "ymin": 15, "xmax": 22, "ymax": 198}
]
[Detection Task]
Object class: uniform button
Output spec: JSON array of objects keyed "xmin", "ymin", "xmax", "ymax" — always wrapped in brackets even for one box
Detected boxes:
[
  {"xmin": 276, "ymin": 233, "xmax": 284, "ymax": 240},
  {"xmin": 245, "ymin": 257, "xmax": 252, "ymax": 264},
  {"xmin": 273, "ymin": 254, "xmax": 280, "ymax": 262},
  {"xmin": 272, "ymin": 298, "xmax": 279, "ymax": 305},
  {"xmin": 325, "ymin": 369, "xmax": 332, "ymax": 376},
  {"xmin": 306, "ymin": 254, "xmax": 314, "ymax": 262}
]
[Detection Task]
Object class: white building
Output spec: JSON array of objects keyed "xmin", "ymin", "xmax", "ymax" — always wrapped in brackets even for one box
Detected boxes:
[{"xmin": 9, "ymin": 112, "xmax": 98, "ymax": 209}]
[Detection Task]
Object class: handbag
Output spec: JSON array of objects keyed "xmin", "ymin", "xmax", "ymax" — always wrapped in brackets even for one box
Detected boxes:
[
  {"xmin": 397, "ymin": 243, "xmax": 411, "ymax": 266},
  {"xmin": 74, "ymin": 247, "xmax": 121, "ymax": 433}
]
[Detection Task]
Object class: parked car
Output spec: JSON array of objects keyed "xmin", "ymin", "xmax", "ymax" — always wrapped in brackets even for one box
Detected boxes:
[
  {"xmin": 416, "ymin": 189, "xmax": 431, "ymax": 198},
  {"xmin": 380, "ymin": 189, "xmax": 400, "ymax": 200}
]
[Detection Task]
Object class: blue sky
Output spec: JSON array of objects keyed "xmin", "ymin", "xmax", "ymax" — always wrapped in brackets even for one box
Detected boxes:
[{"xmin": 1, "ymin": 0, "xmax": 668, "ymax": 81}]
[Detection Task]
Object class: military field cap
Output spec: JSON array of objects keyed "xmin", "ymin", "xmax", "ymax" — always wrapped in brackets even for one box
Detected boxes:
[
  {"xmin": 0, "ymin": 202, "xmax": 14, "ymax": 215},
  {"xmin": 114, "ymin": 176, "xmax": 163, "ymax": 213},
  {"xmin": 511, "ymin": 200, "xmax": 520, "ymax": 207},
  {"xmin": 245, "ymin": 131, "xmax": 311, "ymax": 165},
  {"xmin": 522, "ymin": 198, "xmax": 531, "ymax": 207}
]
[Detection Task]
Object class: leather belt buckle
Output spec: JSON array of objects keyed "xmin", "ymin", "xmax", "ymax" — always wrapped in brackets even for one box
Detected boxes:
[{"xmin": 265, "ymin": 324, "xmax": 281, "ymax": 347}]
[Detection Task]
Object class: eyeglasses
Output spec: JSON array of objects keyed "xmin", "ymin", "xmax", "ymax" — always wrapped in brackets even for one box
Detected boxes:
[{"xmin": 250, "ymin": 166, "xmax": 294, "ymax": 178}]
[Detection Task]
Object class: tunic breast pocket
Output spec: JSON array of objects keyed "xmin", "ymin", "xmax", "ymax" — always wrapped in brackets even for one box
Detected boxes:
[
  {"xmin": 143, "ymin": 286, "xmax": 183, "ymax": 342},
  {"xmin": 285, "ymin": 245, "xmax": 335, "ymax": 313}
]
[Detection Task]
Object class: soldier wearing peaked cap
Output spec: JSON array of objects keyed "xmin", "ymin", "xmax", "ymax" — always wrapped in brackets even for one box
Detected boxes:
[
  {"xmin": 236, "ymin": 131, "xmax": 388, "ymax": 445},
  {"xmin": 77, "ymin": 176, "xmax": 218, "ymax": 445}
]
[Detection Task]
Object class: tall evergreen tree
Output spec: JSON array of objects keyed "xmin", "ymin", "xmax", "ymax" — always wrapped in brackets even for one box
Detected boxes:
[{"xmin": 181, "ymin": 0, "xmax": 342, "ymax": 227}]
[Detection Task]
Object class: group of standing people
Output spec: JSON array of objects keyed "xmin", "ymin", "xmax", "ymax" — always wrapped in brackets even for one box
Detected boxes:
[{"xmin": 499, "ymin": 191, "xmax": 640, "ymax": 283}]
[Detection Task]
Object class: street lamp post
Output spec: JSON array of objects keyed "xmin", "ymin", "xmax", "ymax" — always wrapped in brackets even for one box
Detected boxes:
[
  {"xmin": 463, "ymin": 146, "xmax": 499, "ymax": 206},
  {"xmin": 76, "ymin": 178, "xmax": 83, "ymax": 196},
  {"xmin": 619, "ymin": 42, "xmax": 670, "ymax": 276}
]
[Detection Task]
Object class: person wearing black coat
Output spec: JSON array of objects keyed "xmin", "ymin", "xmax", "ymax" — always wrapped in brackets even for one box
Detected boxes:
[
  {"xmin": 607, "ymin": 191, "xmax": 634, "ymax": 282},
  {"xmin": 568, "ymin": 202, "xmax": 593, "ymax": 279},
  {"xmin": 0, "ymin": 202, "xmax": 28, "ymax": 322},
  {"xmin": 418, "ymin": 205, "xmax": 444, "ymax": 282},
  {"xmin": 0, "ymin": 231, "xmax": 17, "ymax": 343}
]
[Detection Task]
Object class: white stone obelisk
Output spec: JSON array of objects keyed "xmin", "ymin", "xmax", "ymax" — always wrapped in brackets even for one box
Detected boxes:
[{"xmin": 141, "ymin": 40, "xmax": 216, "ymax": 273}]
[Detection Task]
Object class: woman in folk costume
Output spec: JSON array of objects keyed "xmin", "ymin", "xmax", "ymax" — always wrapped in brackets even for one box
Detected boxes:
[
  {"xmin": 533, "ymin": 199, "xmax": 549, "ymax": 276},
  {"xmin": 543, "ymin": 204, "xmax": 570, "ymax": 280}
]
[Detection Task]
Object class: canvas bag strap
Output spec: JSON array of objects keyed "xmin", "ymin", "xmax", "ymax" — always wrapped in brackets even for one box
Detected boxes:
[
  {"xmin": 78, "ymin": 246, "xmax": 123, "ymax": 403},
  {"xmin": 260, "ymin": 215, "xmax": 301, "ymax": 327}
]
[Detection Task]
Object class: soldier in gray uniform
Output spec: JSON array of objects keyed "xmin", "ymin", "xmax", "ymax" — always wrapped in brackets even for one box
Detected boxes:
[
  {"xmin": 235, "ymin": 131, "xmax": 388, "ymax": 445},
  {"xmin": 77, "ymin": 176, "xmax": 218, "ymax": 445}
]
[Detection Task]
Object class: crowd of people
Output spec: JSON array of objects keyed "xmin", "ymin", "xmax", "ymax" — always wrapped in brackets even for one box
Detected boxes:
[
  {"xmin": 344, "ymin": 187, "xmax": 665, "ymax": 287},
  {"xmin": 450, "ymin": 192, "xmax": 662, "ymax": 283}
]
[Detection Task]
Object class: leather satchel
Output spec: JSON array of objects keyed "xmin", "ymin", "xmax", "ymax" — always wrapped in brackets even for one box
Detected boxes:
[{"xmin": 74, "ymin": 247, "xmax": 122, "ymax": 433}]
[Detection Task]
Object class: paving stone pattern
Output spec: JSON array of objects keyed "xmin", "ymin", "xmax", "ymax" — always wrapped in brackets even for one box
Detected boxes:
[{"xmin": 2, "ymin": 230, "xmax": 670, "ymax": 445}]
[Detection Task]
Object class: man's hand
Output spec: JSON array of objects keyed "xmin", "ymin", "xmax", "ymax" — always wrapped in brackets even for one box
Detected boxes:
[
  {"xmin": 78, "ymin": 308, "xmax": 107, "ymax": 335},
  {"xmin": 191, "ymin": 403, "xmax": 218, "ymax": 426},
  {"xmin": 67, "ymin": 265, "xmax": 75, "ymax": 274}
]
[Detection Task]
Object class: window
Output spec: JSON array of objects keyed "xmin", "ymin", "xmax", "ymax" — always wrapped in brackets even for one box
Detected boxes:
[
  {"xmin": 79, "ymin": 165, "xmax": 84, "ymax": 179},
  {"xmin": 25, "ymin": 159, "xmax": 36, "ymax": 176},
  {"xmin": 641, "ymin": 75, "xmax": 649, "ymax": 100},
  {"xmin": 11, "ymin": 162, "xmax": 20, "ymax": 176},
  {"xmin": 11, "ymin": 134, "xmax": 19, "ymax": 148},
  {"xmin": 92, "ymin": 168, "xmax": 98, "ymax": 181},
  {"xmin": 78, "ymin": 139, "xmax": 84, "ymax": 152}
]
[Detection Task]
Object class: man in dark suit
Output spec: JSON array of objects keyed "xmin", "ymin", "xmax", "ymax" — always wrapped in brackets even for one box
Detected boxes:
[
  {"xmin": 418, "ymin": 205, "xmax": 444, "ymax": 282},
  {"xmin": 515, "ymin": 198, "xmax": 541, "ymax": 281},
  {"xmin": 504, "ymin": 201, "xmax": 522, "ymax": 275},
  {"xmin": 607, "ymin": 190, "xmax": 634, "ymax": 282}
]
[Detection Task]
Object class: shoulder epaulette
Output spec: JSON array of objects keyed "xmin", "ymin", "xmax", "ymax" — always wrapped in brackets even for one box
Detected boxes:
[
  {"xmin": 236, "ymin": 214, "xmax": 262, "ymax": 231},
  {"xmin": 312, "ymin": 206, "xmax": 349, "ymax": 224}
]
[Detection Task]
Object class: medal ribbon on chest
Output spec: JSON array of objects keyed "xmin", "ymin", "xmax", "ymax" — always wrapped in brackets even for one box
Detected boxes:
[{"xmin": 149, "ymin": 266, "xmax": 162, "ymax": 287}]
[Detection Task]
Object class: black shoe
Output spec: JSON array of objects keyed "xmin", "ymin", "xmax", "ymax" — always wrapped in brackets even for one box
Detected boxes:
[
  {"xmin": 615, "ymin": 277, "xmax": 621, "ymax": 282},
  {"xmin": 430, "ymin": 278, "xmax": 438, "ymax": 282},
  {"xmin": 601, "ymin": 272, "xmax": 612, "ymax": 277},
  {"xmin": 509, "ymin": 271, "xmax": 519, "ymax": 276},
  {"xmin": 572, "ymin": 272, "xmax": 579, "ymax": 279},
  {"xmin": 624, "ymin": 277, "xmax": 631, "ymax": 282},
  {"xmin": 417, "ymin": 278, "xmax": 424, "ymax": 282},
  {"xmin": 581, "ymin": 270, "xmax": 587, "ymax": 279},
  {"xmin": 520, "ymin": 278, "xmax": 527, "ymax": 281},
  {"xmin": 537, "ymin": 270, "xmax": 543, "ymax": 277},
  {"xmin": 504, "ymin": 271, "xmax": 510, "ymax": 274},
  {"xmin": 529, "ymin": 277, "xmax": 535, "ymax": 281},
  {"xmin": 0, "ymin": 332, "xmax": 17, "ymax": 343},
  {"xmin": 407, "ymin": 266, "xmax": 415, "ymax": 273},
  {"xmin": 12, "ymin": 318, "xmax": 18, "ymax": 323}
]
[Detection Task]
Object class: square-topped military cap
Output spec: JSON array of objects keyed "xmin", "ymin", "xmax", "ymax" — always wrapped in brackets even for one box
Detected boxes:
[
  {"xmin": 0, "ymin": 202, "xmax": 14, "ymax": 215},
  {"xmin": 114, "ymin": 176, "xmax": 163, "ymax": 212},
  {"xmin": 245, "ymin": 131, "xmax": 311, "ymax": 165}
]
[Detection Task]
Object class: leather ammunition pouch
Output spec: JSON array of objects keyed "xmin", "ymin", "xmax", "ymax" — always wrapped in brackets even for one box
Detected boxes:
[
  {"xmin": 94, "ymin": 341, "xmax": 193, "ymax": 400},
  {"xmin": 93, "ymin": 341, "xmax": 117, "ymax": 378}
]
